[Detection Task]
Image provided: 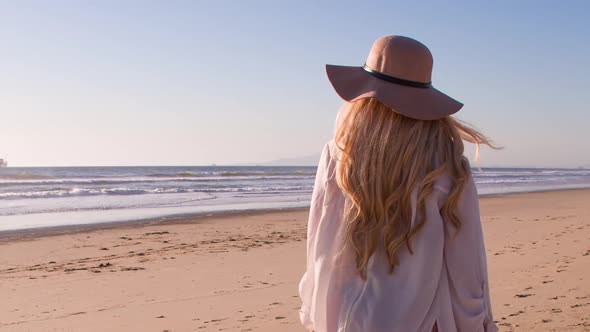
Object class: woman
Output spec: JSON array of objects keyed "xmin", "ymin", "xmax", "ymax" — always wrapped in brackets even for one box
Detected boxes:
[{"xmin": 299, "ymin": 36, "xmax": 498, "ymax": 332}]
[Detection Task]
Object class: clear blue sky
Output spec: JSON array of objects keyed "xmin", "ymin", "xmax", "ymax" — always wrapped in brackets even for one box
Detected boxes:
[{"xmin": 1, "ymin": 0, "xmax": 588, "ymax": 167}]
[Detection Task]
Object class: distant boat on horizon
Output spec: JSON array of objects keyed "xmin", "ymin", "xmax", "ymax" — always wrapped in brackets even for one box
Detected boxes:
[{"xmin": 0, "ymin": 158, "xmax": 7, "ymax": 167}]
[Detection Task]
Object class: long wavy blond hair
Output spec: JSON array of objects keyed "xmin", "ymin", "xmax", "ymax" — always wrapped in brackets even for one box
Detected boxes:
[{"xmin": 335, "ymin": 98, "xmax": 497, "ymax": 280}]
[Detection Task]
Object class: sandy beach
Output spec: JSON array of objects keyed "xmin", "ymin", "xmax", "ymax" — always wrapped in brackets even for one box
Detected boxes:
[{"xmin": 1, "ymin": 189, "xmax": 590, "ymax": 332}]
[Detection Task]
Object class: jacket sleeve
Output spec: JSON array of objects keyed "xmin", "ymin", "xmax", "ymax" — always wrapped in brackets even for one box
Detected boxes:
[
  {"xmin": 298, "ymin": 142, "xmax": 331, "ymax": 331},
  {"xmin": 443, "ymin": 170, "xmax": 498, "ymax": 332}
]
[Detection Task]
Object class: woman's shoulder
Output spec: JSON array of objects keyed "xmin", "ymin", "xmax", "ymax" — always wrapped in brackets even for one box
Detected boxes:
[
  {"xmin": 325, "ymin": 139, "xmax": 340, "ymax": 163},
  {"xmin": 311, "ymin": 140, "xmax": 339, "ymax": 185},
  {"xmin": 322, "ymin": 140, "xmax": 339, "ymax": 182},
  {"xmin": 433, "ymin": 157, "xmax": 473, "ymax": 195}
]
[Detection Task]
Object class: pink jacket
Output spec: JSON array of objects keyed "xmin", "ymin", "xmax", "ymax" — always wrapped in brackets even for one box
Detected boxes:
[{"xmin": 299, "ymin": 140, "xmax": 498, "ymax": 332}]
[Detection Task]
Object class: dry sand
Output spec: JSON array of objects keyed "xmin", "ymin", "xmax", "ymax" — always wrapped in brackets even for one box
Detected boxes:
[{"xmin": 1, "ymin": 189, "xmax": 589, "ymax": 331}]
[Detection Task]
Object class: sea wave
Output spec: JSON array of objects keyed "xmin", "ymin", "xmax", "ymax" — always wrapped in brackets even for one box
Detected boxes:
[
  {"xmin": 0, "ymin": 174, "xmax": 315, "ymax": 186},
  {"xmin": 144, "ymin": 170, "xmax": 317, "ymax": 178},
  {"xmin": 219, "ymin": 171, "xmax": 316, "ymax": 177},
  {"xmin": 0, "ymin": 185, "xmax": 314, "ymax": 199},
  {"xmin": 146, "ymin": 171, "xmax": 207, "ymax": 178},
  {"xmin": 473, "ymin": 169, "xmax": 590, "ymax": 177},
  {"xmin": 0, "ymin": 187, "xmax": 189, "ymax": 199},
  {"xmin": 0, "ymin": 173, "xmax": 55, "ymax": 180},
  {"xmin": 0, "ymin": 192, "xmax": 219, "ymax": 216}
]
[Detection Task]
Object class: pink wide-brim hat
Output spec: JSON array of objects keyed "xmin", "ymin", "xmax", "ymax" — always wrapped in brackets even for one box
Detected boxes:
[{"xmin": 326, "ymin": 35, "xmax": 463, "ymax": 120}]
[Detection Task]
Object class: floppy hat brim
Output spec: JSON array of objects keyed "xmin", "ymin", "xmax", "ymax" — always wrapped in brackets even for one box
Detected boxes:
[{"xmin": 326, "ymin": 64, "xmax": 463, "ymax": 120}]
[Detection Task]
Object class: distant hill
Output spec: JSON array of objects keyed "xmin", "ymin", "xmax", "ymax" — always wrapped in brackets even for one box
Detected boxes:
[{"xmin": 257, "ymin": 154, "xmax": 321, "ymax": 166}]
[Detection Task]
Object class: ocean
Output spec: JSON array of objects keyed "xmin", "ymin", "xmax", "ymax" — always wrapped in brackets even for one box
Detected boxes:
[{"xmin": 1, "ymin": 166, "xmax": 589, "ymax": 232}]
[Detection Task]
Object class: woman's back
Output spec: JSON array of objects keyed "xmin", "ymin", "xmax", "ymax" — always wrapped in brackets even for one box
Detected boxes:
[{"xmin": 299, "ymin": 141, "xmax": 496, "ymax": 332}]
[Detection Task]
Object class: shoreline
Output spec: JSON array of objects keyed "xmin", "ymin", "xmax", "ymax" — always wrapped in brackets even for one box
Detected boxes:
[
  {"xmin": 0, "ymin": 207, "xmax": 309, "ymax": 243},
  {"xmin": 2, "ymin": 187, "xmax": 590, "ymax": 242}
]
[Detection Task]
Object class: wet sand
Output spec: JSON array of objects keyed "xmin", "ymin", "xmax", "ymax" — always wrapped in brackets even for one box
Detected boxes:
[{"xmin": 1, "ymin": 189, "xmax": 589, "ymax": 331}]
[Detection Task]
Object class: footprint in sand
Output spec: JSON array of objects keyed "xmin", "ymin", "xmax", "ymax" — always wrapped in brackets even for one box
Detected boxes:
[
  {"xmin": 120, "ymin": 267, "xmax": 145, "ymax": 271},
  {"xmin": 144, "ymin": 231, "xmax": 170, "ymax": 236},
  {"xmin": 508, "ymin": 310, "xmax": 525, "ymax": 317}
]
